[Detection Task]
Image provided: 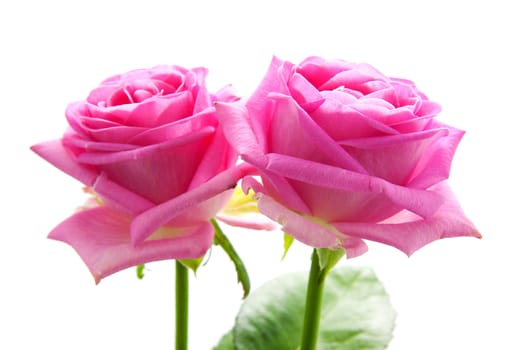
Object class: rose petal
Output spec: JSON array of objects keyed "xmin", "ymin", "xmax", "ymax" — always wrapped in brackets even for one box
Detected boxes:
[
  {"xmin": 257, "ymin": 194, "xmax": 343, "ymax": 248},
  {"xmin": 76, "ymin": 126, "xmax": 214, "ymax": 165},
  {"xmin": 265, "ymin": 153, "xmax": 444, "ymax": 219},
  {"xmin": 333, "ymin": 182, "xmax": 481, "ymax": 256},
  {"xmin": 245, "ymin": 56, "xmax": 294, "ymax": 114},
  {"xmin": 126, "ymin": 91, "xmax": 194, "ymax": 127},
  {"xmin": 49, "ymin": 206, "xmax": 214, "ymax": 283},
  {"xmin": 408, "ymin": 121, "xmax": 465, "ymax": 189},
  {"xmin": 188, "ymin": 122, "xmax": 237, "ymax": 190},
  {"xmin": 31, "ymin": 139, "xmax": 98, "ymax": 186},
  {"xmin": 216, "ymin": 214, "xmax": 277, "ymax": 231},
  {"xmin": 215, "ymin": 102, "xmax": 268, "ymax": 167},
  {"xmin": 130, "ymin": 163, "xmax": 255, "ymax": 245},
  {"xmin": 311, "ymin": 92, "xmax": 400, "ymax": 139},
  {"xmin": 339, "ymin": 128, "xmax": 450, "ymax": 185},
  {"xmin": 269, "ymin": 93, "xmax": 368, "ymax": 173},
  {"xmin": 63, "ymin": 132, "xmax": 139, "ymax": 152}
]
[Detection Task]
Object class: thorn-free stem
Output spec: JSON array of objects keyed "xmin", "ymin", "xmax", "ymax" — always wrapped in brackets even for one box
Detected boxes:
[
  {"xmin": 175, "ymin": 260, "xmax": 189, "ymax": 350},
  {"xmin": 300, "ymin": 249, "xmax": 327, "ymax": 350}
]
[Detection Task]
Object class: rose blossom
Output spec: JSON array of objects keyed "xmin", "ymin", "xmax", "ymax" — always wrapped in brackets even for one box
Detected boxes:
[
  {"xmin": 32, "ymin": 65, "xmax": 257, "ymax": 282},
  {"xmin": 216, "ymin": 56, "xmax": 480, "ymax": 257}
]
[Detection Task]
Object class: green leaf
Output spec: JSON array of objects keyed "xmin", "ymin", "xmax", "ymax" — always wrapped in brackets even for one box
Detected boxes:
[
  {"xmin": 179, "ymin": 256, "xmax": 204, "ymax": 275},
  {"xmin": 136, "ymin": 264, "xmax": 145, "ymax": 279},
  {"xmin": 233, "ymin": 266, "xmax": 396, "ymax": 350},
  {"xmin": 211, "ymin": 218, "xmax": 251, "ymax": 298},
  {"xmin": 282, "ymin": 232, "xmax": 295, "ymax": 260},
  {"xmin": 212, "ymin": 330, "xmax": 234, "ymax": 350},
  {"xmin": 316, "ymin": 247, "xmax": 345, "ymax": 273}
]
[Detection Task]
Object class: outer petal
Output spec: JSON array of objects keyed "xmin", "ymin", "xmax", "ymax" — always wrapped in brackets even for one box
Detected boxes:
[
  {"xmin": 339, "ymin": 128, "xmax": 449, "ymax": 185},
  {"xmin": 333, "ymin": 182, "xmax": 481, "ymax": 256},
  {"xmin": 269, "ymin": 93, "xmax": 368, "ymax": 173},
  {"xmin": 130, "ymin": 163, "xmax": 257, "ymax": 244},
  {"xmin": 78, "ymin": 129, "xmax": 213, "ymax": 204},
  {"xmin": 49, "ymin": 206, "xmax": 214, "ymax": 283},
  {"xmin": 31, "ymin": 139, "xmax": 156, "ymax": 216},
  {"xmin": 31, "ymin": 139, "xmax": 98, "ymax": 187},
  {"xmin": 408, "ymin": 121, "xmax": 465, "ymax": 189},
  {"xmin": 265, "ymin": 153, "xmax": 444, "ymax": 219},
  {"xmin": 245, "ymin": 56, "xmax": 293, "ymax": 115},
  {"xmin": 216, "ymin": 214, "xmax": 277, "ymax": 231},
  {"xmin": 215, "ymin": 102, "xmax": 268, "ymax": 167},
  {"xmin": 257, "ymin": 194, "xmax": 344, "ymax": 249}
]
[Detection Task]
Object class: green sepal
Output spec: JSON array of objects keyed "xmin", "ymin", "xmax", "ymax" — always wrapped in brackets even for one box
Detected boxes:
[
  {"xmin": 282, "ymin": 232, "xmax": 295, "ymax": 260},
  {"xmin": 179, "ymin": 256, "xmax": 204, "ymax": 275},
  {"xmin": 136, "ymin": 264, "xmax": 146, "ymax": 279},
  {"xmin": 211, "ymin": 218, "xmax": 251, "ymax": 299},
  {"xmin": 316, "ymin": 247, "xmax": 345, "ymax": 275}
]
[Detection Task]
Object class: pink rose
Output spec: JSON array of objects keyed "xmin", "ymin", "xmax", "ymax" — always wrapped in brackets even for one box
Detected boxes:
[
  {"xmin": 217, "ymin": 56, "xmax": 480, "ymax": 257},
  {"xmin": 32, "ymin": 65, "xmax": 255, "ymax": 282}
]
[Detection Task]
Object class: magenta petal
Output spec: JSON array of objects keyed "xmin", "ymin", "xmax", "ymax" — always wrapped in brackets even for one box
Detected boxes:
[
  {"xmin": 257, "ymin": 194, "xmax": 340, "ymax": 248},
  {"xmin": 245, "ymin": 56, "xmax": 293, "ymax": 114},
  {"xmin": 188, "ymin": 122, "xmax": 237, "ymax": 190},
  {"xmin": 215, "ymin": 102, "xmax": 268, "ymax": 167},
  {"xmin": 31, "ymin": 139, "xmax": 99, "ymax": 186},
  {"xmin": 215, "ymin": 214, "xmax": 277, "ymax": 231},
  {"xmin": 339, "ymin": 128, "xmax": 449, "ymax": 185},
  {"xmin": 76, "ymin": 126, "xmax": 214, "ymax": 164},
  {"xmin": 49, "ymin": 206, "xmax": 214, "ymax": 283},
  {"xmin": 408, "ymin": 122, "xmax": 465, "ymax": 189},
  {"xmin": 270, "ymin": 94, "xmax": 368, "ymax": 173},
  {"xmin": 63, "ymin": 132, "xmax": 139, "ymax": 152},
  {"xmin": 333, "ymin": 182, "xmax": 480, "ymax": 256},
  {"xmin": 265, "ymin": 153, "xmax": 444, "ymax": 219},
  {"xmin": 127, "ymin": 91, "xmax": 193, "ymax": 127},
  {"xmin": 130, "ymin": 163, "xmax": 254, "ymax": 244},
  {"xmin": 128, "ymin": 108, "xmax": 216, "ymax": 145},
  {"xmin": 92, "ymin": 173, "xmax": 154, "ymax": 215}
]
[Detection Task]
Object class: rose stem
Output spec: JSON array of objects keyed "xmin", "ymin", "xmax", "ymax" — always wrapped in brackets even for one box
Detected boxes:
[
  {"xmin": 175, "ymin": 260, "xmax": 189, "ymax": 350},
  {"xmin": 300, "ymin": 249, "xmax": 328, "ymax": 350}
]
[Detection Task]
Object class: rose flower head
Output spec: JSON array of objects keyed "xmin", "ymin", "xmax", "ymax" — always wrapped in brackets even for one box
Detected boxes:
[
  {"xmin": 32, "ymin": 65, "xmax": 260, "ymax": 282},
  {"xmin": 216, "ymin": 56, "xmax": 480, "ymax": 258}
]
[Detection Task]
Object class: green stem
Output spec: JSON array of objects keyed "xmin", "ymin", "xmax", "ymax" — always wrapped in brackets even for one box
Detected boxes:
[
  {"xmin": 175, "ymin": 260, "xmax": 189, "ymax": 350},
  {"xmin": 300, "ymin": 250, "xmax": 328, "ymax": 350}
]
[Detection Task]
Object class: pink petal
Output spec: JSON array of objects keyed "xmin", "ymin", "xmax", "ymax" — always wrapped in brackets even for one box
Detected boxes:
[
  {"xmin": 257, "ymin": 194, "xmax": 342, "ymax": 248},
  {"xmin": 78, "ymin": 124, "xmax": 207, "ymax": 159},
  {"xmin": 130, "ymin": 163, "xmax": 255, "ymax": 245},
  {"xmin": 408, "ymin": 122, "xmax": 465, "ymax": 189},
  {"xmin": 92, "ymin": 172, "xmax": 154, "ymax": 215},
  {"xmin": 288, "ymin": 72, "xmax": 324, "ymax": 106},
  {"xmin": 188, "ymin": 122, "xmax": 237, "ymax": 190},
  {"xmin": 339, "ymin": 128, "xmax": 449, "ymax": 185},
  {"xmin": 126, "ymin": 91, "xmax": 194, "ymax": 127},
  {"xmin": 31, "ymin": 139, "xmax": 98, "ymax": 186},
  {"xmin": 49, "ymin": 206, "xmax": 214, "ymax": 283},
  {"xmin": 127, "ymin": 108, "xmax": 216, "ymax": 145},
  {"xmin": 74, "ymin": 128, "xmax": 214, "ymax": 204},
  {"xmin": 265, "ymin": 153, "xmax": 444, "ymax": 219},
  {"xmin": 311, "ymin": 92, "xmax": 400, "ymax": 139},
  {"xmin": 214, "ymin": 84, "xmax": 240, "ymax": 103},
  {"xmin": 215, "ymin": 214, "xmax": 277, "ymax": 231},
  {"xmin": 333, "ymin": 182, "xmax": 481, "ymax": 256},
  {"xmin": 63, "ymin": 132, "xmax": 139, "ymax": 152},
  {"xmin": 270, "ymin": 94, "xmax": 368, "ymax": 173},
  {"xmin": 215, "ymin": 102, "xmax": 268, "ymax": 167},
  {"xmin": 245, "ymin": 56, "xmax": 293, "ymax": 115}
]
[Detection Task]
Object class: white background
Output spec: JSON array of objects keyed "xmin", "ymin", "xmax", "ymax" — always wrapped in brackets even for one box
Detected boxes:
[{"xmin": 1, "ymin": 1, "xmax": 523, "ymax": 349}]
